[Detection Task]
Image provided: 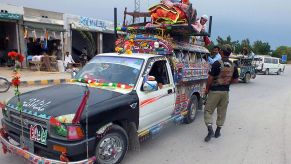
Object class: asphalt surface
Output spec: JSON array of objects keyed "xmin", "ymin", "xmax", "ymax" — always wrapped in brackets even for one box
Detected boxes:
[{"xmin": 0, "ymin": 66, "xmax": 290, "ymax": 164}]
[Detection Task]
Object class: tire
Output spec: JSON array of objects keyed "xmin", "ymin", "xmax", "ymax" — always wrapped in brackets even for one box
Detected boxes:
[
  {"xmin": 95, "ymin": 125, "xmax": 129, "ymax": 164},
  {"xmin": 184, "ymin": 95, "xmax": 198, "ymax": 124},
  {"xmin": 265, "ymin": 69, "xmax": 269, "ymax": 75},
  {"xmin": 277, "ymin": 69, "xmax": 281, "ymax": 75},
  {"xmin": 0, "ymin": 77, "xmax": 11, "ymax": 93},
  {"xmin": 252, "ymin": 73, "xmax": 256, "ymax": 79},
  {"xmin": 243, "ymin": 73, "xmax": 251, "ymax": 83}
]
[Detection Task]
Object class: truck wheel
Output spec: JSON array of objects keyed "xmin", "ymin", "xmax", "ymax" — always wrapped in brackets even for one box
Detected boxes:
[
  {"xmin": 265, "ymin": 69, "xmax": 269, "ymax": 75},
  {"xmin": 252, "ymin": 73, "xmax": 256, "ymax": 79},
  {"xmin": 277, "ymin": 69, "xmax": 281, "ymax": 75},
  {"xmin": 95, "ymin": 125, "xmax": 128, "ymax": 164},
  {"xmin": 243, "ymin": 73, "xmax": 251, "ymax": 83},
  {"xmin": 184, "ymin": 95, "xmax": 198, "ymax": 124}
]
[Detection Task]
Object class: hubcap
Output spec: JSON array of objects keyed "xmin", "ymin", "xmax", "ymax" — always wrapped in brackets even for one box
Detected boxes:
[
  {"xmin": 97, "ymin": 135, "xmax": 124, "ymax": 164},
  {"xmin": 190, "ymin": 102, "xmax": 196, "ymax": 119}
]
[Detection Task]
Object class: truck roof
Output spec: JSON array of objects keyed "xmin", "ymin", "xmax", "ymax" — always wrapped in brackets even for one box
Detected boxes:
[
  {"xmin": 254, "ymin": 55, "xmax": 271, "ymax": 58},
  {"xmin": 97, "ymin": 53, "xmax": 163, "ymax": 60}
]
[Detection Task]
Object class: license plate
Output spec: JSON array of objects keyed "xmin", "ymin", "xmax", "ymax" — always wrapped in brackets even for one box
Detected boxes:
[
  {"xmin": 20, "ymin": 136, "xmax": 34, "ymax": 153},
  {"xmin": 29, "ymin": 124, "xmax": 48, "ymax": 145}
]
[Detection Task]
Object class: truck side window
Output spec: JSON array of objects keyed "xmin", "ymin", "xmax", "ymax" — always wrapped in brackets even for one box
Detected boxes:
[
  {"xmin": 149, "ymin": 60, "xmax": 170, "ymax": 86},
  {"xmin": 273, "ymin": 59, "xmax": 278, "ymax": 64},
  {"xmin": 264, "ymin": 58, "xmax": 271, "ymax": 63}
]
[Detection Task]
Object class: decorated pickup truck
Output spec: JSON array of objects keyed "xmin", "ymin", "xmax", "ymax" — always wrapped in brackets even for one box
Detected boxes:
[
  {"xmin": 229, "ymin": 54, "xmax": 256, "ymax": 83},
  {"xmin": 0, "ymin": 1, "xmax": 212, "ymax": 164}
]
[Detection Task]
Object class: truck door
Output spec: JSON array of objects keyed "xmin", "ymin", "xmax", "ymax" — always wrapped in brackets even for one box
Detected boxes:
[
  {"xmin": 137, "ymin": 58, "xmax": 175, "ymax": 131},
  {"xmin": 274, "ymin": 58, "xmax": 279, "ymax": 72}
]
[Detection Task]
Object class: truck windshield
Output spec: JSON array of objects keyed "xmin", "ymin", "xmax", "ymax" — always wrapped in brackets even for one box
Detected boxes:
[{"xmin": 75, "ymin": 56, "xmax": 144, "ymax": 87}]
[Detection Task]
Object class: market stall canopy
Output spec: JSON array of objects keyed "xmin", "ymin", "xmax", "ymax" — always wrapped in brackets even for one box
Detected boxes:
[{"xmin": 24, "ymin": 22, "xmax": 65, "ymax": 32}]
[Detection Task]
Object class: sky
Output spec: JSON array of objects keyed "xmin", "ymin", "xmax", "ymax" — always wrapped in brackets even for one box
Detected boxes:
[{"xmin": 1, "ymin": 0, "xmax": 291, "ymax": 50}]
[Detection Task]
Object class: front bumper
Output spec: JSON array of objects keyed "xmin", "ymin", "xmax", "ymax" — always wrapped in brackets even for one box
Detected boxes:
[
  {"xmin": 1, "ymin": 119, "xmax": 97, "ymax": 163},
  {"xmin": 0, "ymin": 132, "xmax": 96, "ymax": 164}
]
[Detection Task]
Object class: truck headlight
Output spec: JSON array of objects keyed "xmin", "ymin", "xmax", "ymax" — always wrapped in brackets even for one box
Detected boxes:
[
  {"xmin": 49, "ymin": 116, "xmax": 84, "ymax": 141},
  {"xmin": 67, "ymin": 125, "xmax": 84, "ymax": 141}
]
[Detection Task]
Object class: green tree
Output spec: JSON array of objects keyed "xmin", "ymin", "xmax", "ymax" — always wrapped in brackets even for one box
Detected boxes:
[
  {"xmin": 216, "ymin": 35, "xmax": 239, "ymax": 53},
  {"xmin": 241, "ymin": 39, "xmax": 251, "ymax": 48},
  {"xmin": 273, "ymin": 46, "xmax": 291, "ymax": 61},
  {"xmin": 252, "ymin": 40, "xmax": 271, "ymax": 55},
  {"xmin": 241, "ymin": 39, "xmax": 252, "ymax": 52},
  {"xmin": 233, "ymin": 41, "xmax": 242, "ymax": 54},
  {"xmin": 216, "ymin": 35, "xmax": 238, "ymax": 46},
  {"xmin": 76, "ymin": 28, "xmax": 96, "ymax": 59}
]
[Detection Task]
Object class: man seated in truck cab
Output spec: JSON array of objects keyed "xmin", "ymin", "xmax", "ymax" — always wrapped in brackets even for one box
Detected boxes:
[{"xmin": 149, "ymin": 60, "xmax": 170, "ymax": 89}]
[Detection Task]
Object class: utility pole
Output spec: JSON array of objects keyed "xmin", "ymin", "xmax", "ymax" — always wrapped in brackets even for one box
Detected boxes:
[{"xmin": 134, "ymin": 0, "xmax": 140, "ymax": 23}]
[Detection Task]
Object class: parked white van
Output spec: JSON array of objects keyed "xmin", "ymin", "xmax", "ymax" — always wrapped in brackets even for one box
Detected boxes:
[{"xmin": 253, "ymin": 55, "xmax": 285, "ymax": 75}]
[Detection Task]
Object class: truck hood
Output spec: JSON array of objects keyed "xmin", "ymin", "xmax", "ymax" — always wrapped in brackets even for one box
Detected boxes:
[{"xmin": 7, "ymin": 84, "xmax": 124, "ymax": 119}]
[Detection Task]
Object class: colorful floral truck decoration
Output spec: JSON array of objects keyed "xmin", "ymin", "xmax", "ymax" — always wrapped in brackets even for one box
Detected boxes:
[{"xmin": 0, "ymin": 1, "xmax": 212, "ymax": 164}]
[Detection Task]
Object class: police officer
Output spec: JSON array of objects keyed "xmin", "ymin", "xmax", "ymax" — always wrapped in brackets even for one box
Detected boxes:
[{"xmin": 204, "ymin": 44, "xmax": 239, "ymax": 142}]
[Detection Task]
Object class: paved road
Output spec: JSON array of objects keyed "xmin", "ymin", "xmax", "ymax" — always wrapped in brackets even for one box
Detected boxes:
[{"xmin": 0, "ymin": 66, "xmax": 290, "ymax": 164}]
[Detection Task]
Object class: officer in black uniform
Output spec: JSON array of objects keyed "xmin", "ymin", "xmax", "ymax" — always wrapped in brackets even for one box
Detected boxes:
[{"xmin": 204, "ymin": 44, "xmax": 239, "ymax": 142}]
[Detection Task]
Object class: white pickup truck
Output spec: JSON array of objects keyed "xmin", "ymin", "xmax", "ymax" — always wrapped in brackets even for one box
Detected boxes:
[
  {"xmin": 253, "ymin": 55, "xmax": 285, "ymax": 75},
  {"xmin": 1, "ymin": 52, "xmax": 209, "ymax": 164}
]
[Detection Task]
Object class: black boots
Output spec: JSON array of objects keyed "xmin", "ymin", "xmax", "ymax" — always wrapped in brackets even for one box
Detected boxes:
[
  {"xmin": 204, "ymin": 125, "xmax": 214, "ymax": 142},
  {"xmin": 215, "ymin": 127, "xmax": 221, "ymax": 138},
  {"xmin": 205, "ymin": 126, "xmax": 222, "ymax": 142}
]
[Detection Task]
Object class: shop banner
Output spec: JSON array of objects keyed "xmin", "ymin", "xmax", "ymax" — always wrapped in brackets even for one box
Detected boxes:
[
  {"xmin": 73, "ymin": 16, "xmax": 114, "ymax": 32},
  {"xmin": 0, "ymin": 13, "xmax": 21, "ymax": 20}
]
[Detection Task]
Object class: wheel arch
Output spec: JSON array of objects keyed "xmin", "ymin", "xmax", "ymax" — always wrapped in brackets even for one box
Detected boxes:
[
  {"xmin": 112, "ymin": 120, "xmax": 140, "ymax": 151},
  {"xmin": 191, "ymin": 91, "xmax": 202, "ymax": 110},
  {"xmin": 192, "ymin": 92, "xmax": 200, "ymax": 101}
]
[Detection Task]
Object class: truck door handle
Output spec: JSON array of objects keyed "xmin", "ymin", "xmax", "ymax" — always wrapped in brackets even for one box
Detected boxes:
[{"xmin": 168, "ymin": 89, "xmax": 173, "ymax": 94}]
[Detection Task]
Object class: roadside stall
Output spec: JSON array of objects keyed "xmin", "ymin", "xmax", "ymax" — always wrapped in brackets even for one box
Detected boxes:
[
  {"xmin": 23, "ymin": 7, "xmax": 65, "ymax": 71},
  {"xmin": 0, "ymin": 4, "xmax": 23, "ymax": 67}
]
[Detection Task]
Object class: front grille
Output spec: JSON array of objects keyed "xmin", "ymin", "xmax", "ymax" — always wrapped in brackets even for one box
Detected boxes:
[{"xmin": 8, "ymin": 109, "xmax": 48, "ymax": 131}]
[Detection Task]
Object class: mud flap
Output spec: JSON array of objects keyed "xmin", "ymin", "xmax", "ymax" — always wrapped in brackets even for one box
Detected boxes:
[{"xmin": 127, "ymin": 122, "xmax": 140, "ymax": 151}]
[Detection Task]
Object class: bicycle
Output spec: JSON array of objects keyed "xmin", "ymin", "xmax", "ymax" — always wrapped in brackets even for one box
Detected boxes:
[{"xmin": 0, "ymin": 76, "xmax": 11, "ymax": 93}]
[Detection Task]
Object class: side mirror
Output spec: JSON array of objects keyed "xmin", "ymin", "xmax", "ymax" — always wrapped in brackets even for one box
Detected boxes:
[{"xmin": 142, "ymin": 80, "xmax": 158, "ymax": 92}]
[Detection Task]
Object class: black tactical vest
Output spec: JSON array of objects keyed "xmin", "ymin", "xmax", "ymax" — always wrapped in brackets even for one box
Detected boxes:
[{"xmin": 212, "ymin": 60, "xmax": 234, "ymax": 86}]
